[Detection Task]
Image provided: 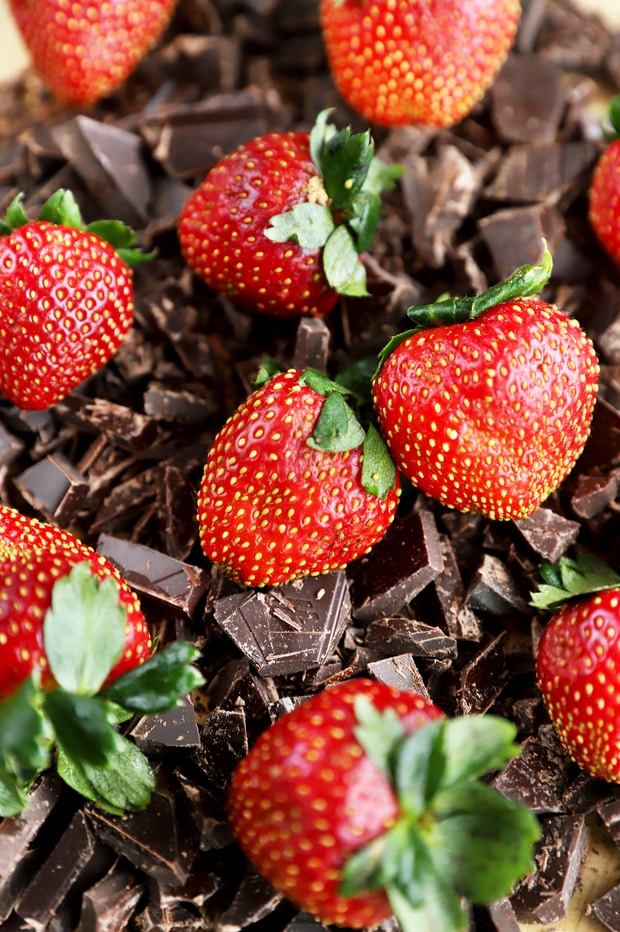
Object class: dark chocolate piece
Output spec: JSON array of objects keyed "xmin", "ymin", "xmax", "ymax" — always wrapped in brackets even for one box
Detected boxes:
[
  {"xmin": 513, "ymin": 507, "xmax": 580, "ymax": 562},
  {"xmin": 485, "ymin": 897, "xmax": 521, "ymax": 932},
  {"xmin": 367, "ymin": 653, "xmax": 430, "ymax": 698},
  {"xmin": 143, "ymin": 384, "xmax": 215, "ymax": 425},
  {"xmin": 414, "ymin": 534, "xmax": 483, "ymax": 641},
  {"xmin": 0, "ymin": 421, "xmax": 24, "ymax": 466},
  {"xmin": 55, "ymin": 395, "xmax": 160, "ymax": 451},
  {"xmin": 588, "ymin": 884, "xmax": 620, "ymax": 932},
  {"xmin": 80, "ymin": 864, "xmax": 146, "ymax": 932},
  {"xmin": 207, "ymin": 657, "xmax": 279, "ymax": 720},
  {"xmin": 197, "ymin": 708, "xmax": 248, "ymax": 794},
  {"xmin": 510, "ymin": 813, "xmax": 587, "ymax": 924},
  {"xmin": 292, "ymin": 317, "xmax": 331, "ymax": 372},
  {"xmin": 465, "ymin": 554, "xmax": 528, "ymax": 615},
  {"xmin": 14, "ymin": 452, "xmax": 89, "ymax": 523},
  {"xmin": 97, "ymin": 533, "xmax": 210, "ymax": 615},
  {"xmin": 130, "ymin": 696, "xmax": 201, "ymax": 753},
  {"xmin": 216, "ymin": 863, "xmax": 284, "ymax": 930},
  {"xmin": 483, "ymin": 141, "xmax": 599, "ymax": 204},
  {"xmin": 492, "ymin": 725, "xmax": 571, "ymax": 813},
  {"xmin": 364, "ymin": 616, "xmax": 457, "ymax": 661},
  {"xmin": 490, "ymin": 53, "xmax": 566, "ymax": 144},
  {"xmin": 458, "ymin": 631, "xmax": 509, "ymax": 714},
  {"xmin": 214, "ymin": 571, "xmax": 350, "ymax": 676},
  {"xmin": 348, "ymin": 511, "xmax": 444, "ymax": 622},
  {"xmin": 571, "ymin": 473, "xmax": 618, "ymax": 519}
]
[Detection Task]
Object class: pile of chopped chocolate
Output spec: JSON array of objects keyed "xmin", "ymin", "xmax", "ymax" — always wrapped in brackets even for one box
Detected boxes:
[{"xmin": 1, "ymin": 0, "xmax": 620, "ymax": 929}]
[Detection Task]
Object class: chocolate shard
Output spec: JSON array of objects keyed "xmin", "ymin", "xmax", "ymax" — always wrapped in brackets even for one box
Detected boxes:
[
  {"xmin": 485, "ymin": 897, "xmax": 522, "ymax": 932},
  {"xmin": 465, "ymin": 553, "xmax": 528, "ymax": 615},
  {"xmin": 490, "ymin": 53, "xmax": 566, "ymax": 144},
  {"xmin": 292, "ymin": 317, "xmax": 331, "ymax": 372},
  {"xmin": 414, "ymin": 534, "xmax": 483, "ymax": 641},
  {"xmin": 483, "ymin": 141, "xmax": 599, "ymax": 204},
  {"xmin": 80, "ymin": 864, "xmax": 146, "ymax": 932},
  {"xmin": 14, "ymin": 452, "xmax": 89, "ymax": 524},
  {"xmin": 588, "ymin": 883, "xmax": 620, "ymax": 932},
  {"xmin": 130, "ymin": 696, "xmax": 201, "ymax": 754},
  {"xmin": 213, "ymin": 571, "xmax": 350, "ymax": 676},
  {"xmin": 570, "ymin": 473, "xmax": 618, "ymax": 519},
  {"xmin": 0, "ymin": 421, "xmax": 24, "ymax": 466},
  {"xmin": 348, "ymin": 511, "xmax": 444, "ymax": 622},
  {"xmin": 510, "ymin": 813, "xmax": 587, "ymax": 924},
  {"xmin": 50, "ymin": 115, "xmax": 152, "ymax": 226},
  {"xmin": 458, "ymin": 631, "xmax": 510, "ymax": 715},
  {"xmin": 364, "ymin": 616, "xmax": 458, "ymax": 661},
  {"xmin": 97, "ymin": 533, "xmax": 210, "ymax": 615},
  {"xmin": 492, "ymin": 725, "xmax": 571, "ymax": 813},
  {"xmin": 55, "ymin": 395, "xmax": 160, "ymax": 452},
  {"xmin": 513, "ymin": 507, "xmax": 580, "ymax": 562},
  {"xmin": 367, "ymin": 653, "xmax": 430, "ymax": 698},
  {"xmin": 197, "ymin": 708, "xmax": 248, "ymax": 794},
  {"xmin": 479, "ymin": 204, "xmax": 553, "ymax": 281},
  {"xmin": 207, "ymin": 657, "xmax": 279, "ymax": 720},
  {"xmin": 216, "ymin": 863, "xmax": 284, "ymax": 931}
]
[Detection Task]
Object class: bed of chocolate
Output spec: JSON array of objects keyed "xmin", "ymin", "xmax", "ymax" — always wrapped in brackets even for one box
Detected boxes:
[{"xmin": 1, "ymin": 0, "xmax": 620, "ymax": 929}]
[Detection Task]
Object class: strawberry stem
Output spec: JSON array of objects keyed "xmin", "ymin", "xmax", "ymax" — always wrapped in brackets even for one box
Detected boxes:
[{"xmin": 530, "ymin": 552, "xmax": 620, "ymax": 611}]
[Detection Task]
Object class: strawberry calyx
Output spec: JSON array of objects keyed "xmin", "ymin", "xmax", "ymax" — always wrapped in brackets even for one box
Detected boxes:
[
  {"xmin": 341, "ymin": 697, "xmax": 540, "ymax": 931},
  {"xmin": 530, "ymin": 551, "xmax": 620, "ymax": 612},
  {"xmin": 265, "ymin": 109, "xmax": 404, "ymax": 298},
  {"xmin": 0, "ymin": 190, "xmax": 155, "ymax": 266},
  {"xmin": 602, "ymin": 94, "xmax": 620, "ymax": 143},
  {"xmin": 375, "ymin": 244, "xmax": 553, "ymax": 375},
  {"xmin": 0, "ymin": 562, "xmax": 204, "ymax": 817}
]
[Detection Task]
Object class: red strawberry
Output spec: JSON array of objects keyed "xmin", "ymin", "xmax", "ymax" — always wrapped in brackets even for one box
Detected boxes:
[
  {"xmin": 533, "ymin": 554, "xmax": 620, "ymax": 783},
  {"xmin": 0, "ymin": 504, "xmax": 150, "ymax": 699},
  {"xmin": 197, "ymin": 367, "xmax": 400, "ymax": 587},
  {"xmin": 9, "ymin": 0, "xmax": 176, "ymax": 106},
  {"xmin": 228, "ymin": 678, "xmax": 540, "ymax": 930},
  {"xmin": 320, "ymin": 0, "xmax": 520, "ymax": 128},
  {"xmin": 589, "ymin": 95, "xmax": 620, "ymax": 267},
  {"xmin": 0, "ymin": 190, "xmax": 150, "ymax": 411},
  {"xmin": 372, "ymin": 247, "xmax": 599, "ymax": 520},
  {"xmin": 178, "ymin": 110, "xmax": 402, "ymax": 318}
]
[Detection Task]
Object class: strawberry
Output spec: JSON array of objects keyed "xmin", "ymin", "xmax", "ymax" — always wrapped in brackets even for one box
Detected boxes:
[
  {"xmin": 589, "ymin": 95, "xmax": 620, "ymax": 268},
  {"xmin": 320, "ymin": 0, "xmax": 520, "ymax": 128},
  {"xmin": 0, "ymin": 504, "xmax": 151, "ymax": 699},
  {"xmin": 9, "ymin": 0, "xmax": 176, "ymax": 106},
  {"xmin": 197, "ymin": 367, "xmax": 400, "ymax": 587},
  {"xmin": 372, "ymin": 247, "xmax": 599, "ymax": 521},
  {"xmin": 0, "ymin": 189, "xmax": 151, "ymax": 411},
  {"xmin": 533, "ymin": 554, "xmax": 620, "ymax": 783},
  {"xmin": 178, "ymin": 109, "xmax": 402, "ymax": 318},
  {"xmin": 0, "ymin": 504, "xmax": 204, "ymax": 817},
  {"xmin": 228, "ymin": 677, "xmax": 540, "ymax": 931}
]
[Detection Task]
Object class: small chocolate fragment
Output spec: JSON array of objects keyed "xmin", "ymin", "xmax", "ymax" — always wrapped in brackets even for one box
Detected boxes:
[
  {"xmin": 483, "ymin": 141, "xmax": 599, "ymax": 204},
  {"xmin": 367, "ymin": 653, "xmax": 430, "ymax": 698},
  {"xmin": 282, "ymin": 913, "xmax": 333, "ymax": 931},
  {"xmin": 291, "ymin": 317, "xmax": 331, "ymax": 372},
  {"xmin": 597, "ymin": 798, "xmax": 620, "ymax": 844},
  {"xmin": 130, "ymin": 696, "xmax": 201, "ymax": 754},
  {"xmin": 485, "ymin": 897, "xmax": 521, "ymax": 932},
  {"xmin": 207, "ymin": 657, "xmax": 279, "ymax": 720},
  {"xmin": 14, "ymin": 452, "xmax": 89, "ymax": 523},
  {"xmin": 415, "ymin": 534, "xmax": 483, "ymax": 641},
  {"xmin": 364, "ymin": 616, "xmax": 457, "ymax": 661},
  {"xmin": 511, "ymin": 813, "xmax": 587, "ymax": 924},
  {"xmin": 216, "ymin": 863, "xmax": 284, "ymax": 931},
  {"xmin": 490, "ymin": 54, "xmax": 566, "ymax": 144},
  {"xmin": 80, "ymin": 864, "xmax": 146, "ymax": 932},
  {"xmin": 214, "ymin": 572, "xmax": 350, "ymax": 676},
  {"xmin": 97, "ymin": 533, "xmax": 210, "ymax": 615},
  {"xmin": 492, "ymin": 725, "xmax": 571, "ymax": 813},
  {"xmin": 588, "ymin": 884, "xmax": 620, "ymax": 932},
  {"xmin": 513, "ymin": 507, "xmax": 580, "ymax": 562},
  {"xmin": 55, "ymin": 395, "xmax": 160, "ymax": 451},
  {"xmin": 570, "ymin": 473, "xmax": 618, "ymax": 520},
  {"xmin": 143, "ymin": 384, "xmax": 215, "ymax": 426},
  {"xmin": 465, "ymin": 554, "xmax": 528, "ymax": 615},
  {"xmin": 197, "ymin": 708, "xmax": 248, "ymax": 794},
  {"xmin": 348, "ymin": 511, "xmax": 444, "ymax": 622},
  {"xmin": 458, "ymin": 631, "xmax": 509, "ymax": 714},
  {"xmin": 574, "ymin": 398, "xmax": 620, "ymax": 474},
  {"xmin": 479, "ymin": 204, "xmax": 551, "ymax": 280},
  {"xmin": 0, "ymin": 421, "xmax": 24, "ymax": 466}
]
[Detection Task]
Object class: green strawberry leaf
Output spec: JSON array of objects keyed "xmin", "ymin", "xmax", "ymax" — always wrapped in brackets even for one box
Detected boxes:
[
  {"xmin": 57, "ymin": 729, "xmax": 155, "ymax": 814},
  {"xmin": 37, "ymin": 189, "xmax": 85, "ymax": 229},
  {"xmin": 321, "ymin": 125, "xmax": 374, "ymax": 210},
  {"xmin": 346, "ymin": 190, "xmax": 380, "ymax": 255},
  {"xmin": 309, "ymin": 108, "xmax": 338, "ymax": 175},
  {"xmin": 603, "ymin": 94, "xmax": 620, "ymax": 141},
  {"xmin": 0, "ymin": 192, "xmax": 30, "ymax": 234},
  {"xmin": 323, "ymin": 225, "xmax": 369, "ymax": 296},
  {"xmin": 353, "ymin": 695, "xmax": 407, "ymax": 775},
  {"xmin": 530, "ymin": 552, "xmax": 620, "ymax": 611},
  {"xmin": 264, "ymin": 203, "xmax": 335, "ymax": 250},
  {"xmin": 307, "ymin": 391, "xmax": 366, "ymax": 453},
  {"xmin": 438, "ymin": 715, "xmax": 520, "ymax": 789},
  {"xmin": 43, "ymin": 562, "xmax": 127, "ymax": 696},
  {"xmin": 253, "ymin": 357, "xmax": 286, "ymax": 388},
  {"xmin": 0, "ymin": 676, "xmax": 50, "ymax": 815},
  {"xmin": 299, "ymin": 368, "xmax": 348, "ymax": 397},
  {"xmin": 361, "ymin": 422, "xmax": 398, "ymax": 499},
  {"xmin": 42, "ymin": 689, "xmax": 119, "ymax": 767},
  {"xmin": 0, "ymin": 767, "xmax": 31, "ymax": 817},
  {"xmin": 431, "ymin": 781, "xmax": 540, "ymax": 904},
  {"xmin": 364, "ymin": 155, "xmax": 405, "ymax": 197},
  {"xmin": 100, "ymin": 641, "xmax": 204, "ymax": 714}
]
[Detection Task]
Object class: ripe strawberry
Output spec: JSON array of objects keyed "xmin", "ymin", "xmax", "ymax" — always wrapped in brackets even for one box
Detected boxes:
[
  {"xmin": 589, "ymin": 95, "xmax": 620, "ymax": 267},
  {"xmin": 372, "ymin": 248, "xmax": 599, "ymax": 521},
  {"xmin": 0, "ymin": 504, "xmax": 150, "ymax": 700},
  {"xmin": 178, "ymin": 110, "xmax": 402, "ymax": 318},
  {"xmin": 228, "ymin": 678, "xmax": 540, "ymax": 930},
  {"xmin": 197, "ymin": 367, "xmax": 400, "ymax": 587},
  {"xmin": 0, "ymin": 503, "xmax": 204, "ymax": 817},
  {"xmin": 320, "ymin": 0, "xmax": 520, "ymax": 128},
  {"xmin": 9, "ymin": 0, "xmax": 176, "ymax": 106},
  {"xmin": 533, "ymin": 554, "xmax": 620, "ymax": 783},
  {"xmin": 0, "ymin": 189, "xmax": 151, "ymax": 411}
]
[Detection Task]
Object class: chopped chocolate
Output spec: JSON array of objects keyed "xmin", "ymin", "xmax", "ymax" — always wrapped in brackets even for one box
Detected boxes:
[
  {"xmin": 197, "ymin": 708, "xmax": 248, "ymax": 795},
  {"xmin": 458, "ymin": 631, "xmax": 510, "ymax": 714},
  {"xmin": 214, "ymin": 572, "xmax": 350, "ymax": 676},
  {"xmin": 479, "ymin": 204, "xmax": 554, "ymax": 281},
  {"xmin": 485, "ymin": 897, "xmax": 521, "ymax": 932},
  {"xmin": 570, "ymin": 472, "xmax": 618, "ymax": 519},
  {"xmin": 510, "ymin": 813, "xmax": 587, "ymax": 924},
  {"xmin": 291, "ymin": 317, "xmax": 331, "ymax": 372},
  {"xmin": 97, "ymin": 533, "xmax": 210, "ymax": 615},
  {"xmin": 207, "ymin": 657, "xmax": 279, "ymax": 720},
  {"xmin": 216, "ymin": 863, "xmax": 285, "ymax": 931},
  {"xmin": 130, "ymin": 696, "xmax": 201, "ymax": 754},
  {"xmin": 490, "ymin": 53, "xmax": 566, "ymax": 144},
  {"xmin": 513, "ymin": 507, "xmax": 580, "ymax": 562},
  {"xmin": 367, "ymin": 653, "xmax": 431, "ymax": 698},
  {"xmin": 464, "ymin": 553, "xmax": 529, "ymax": 615},
  {"xmin": 492, "ymin": 725, "xmax": 572, "ymax": 813},
  {"xmin": 348, "ymin": 511, "xmax": 444, "ymax": 622},
  {"xmin": 483, "ymin": 141, "xmax": 599, "ymax": 205},
  {"xmin": 80, "ymin": 864, "xmax": 146, "ymax": 932},
  {"xmin": 414, "ymin": 533, "xmax": 483, "ymax": 641},
  {"xmin": 588, "ymin": 883, "xmax": 620, "ymax": 932},
  {"xmin": 0, "ymin": 421, "xmax": 24, "ymax": 466},
  {"xmin": 55, "ymin": 395, "xmax": 160, "ymax": 451},
  {"xmin": 14, "ymin": 452, "xmax": 89, "ymax": 524},
  {"xmin": 364, "ymin": 616, "xmax": 458, "ymax": 660}
]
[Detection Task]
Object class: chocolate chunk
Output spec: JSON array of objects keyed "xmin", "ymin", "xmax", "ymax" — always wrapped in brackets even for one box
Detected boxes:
[
  {"xmin": 597, "ymin": 798, "xmax": 620, "ymax": 844},
  {"xmin": 207, "ymin": 657, "xmax": 279, "ymax": 720},
  {"xmin": 197, "ymin": 708, "xmax": 248, "ymax": 794},
  {"xmin": 513, "ymin": 507, "xmax": 580, "ymax": 562},
  {"xmin": 364, "ymin": 616, "xmax": 457, "ymax": 661},
  {"xmin": 143, "ymin": 384, "xmax": 215, "ymax": 425},
  {"xmin": 571, "ymin": 473, "xmax": 618, "ymax": 519},
  {"xmin": 490, "ymin": 54, "xmax": 566, "ymax": 144},
  {"xmin": 130, "ymin": 696, "xmax": 201, "ymax": 753},
  {"xmin": 14, "ymin": 452, "xmax": 89, "ymax": 524},
  {"xmin": 492, "ymin": 725, "xmax": 571, "ymax": 813},
  {"xmin": 51, "ymin": 115, "xmax": 151, "ymax": 226},
  {"xmin": 97, "ymin": 533, "xmax": 210, "ymax": 615},
  {"xmin": 484, "ymin": 141, "xmax": 599, "ymax": 204},
  {"xmin": 0, "ymin": 421, "xmax": 24, "ymax": 466},
  {"xmin": 485, "ymin": 897, "xmax": 521, "ymax": 932},
  {"xmin": 214, "ymin": 572, "xmax": 350, "ymax": 676},
  {"xmin": 216, "ymin": 863, "xmax": 284, "ymax": 931},
  {"xmin": 348, "ymin": 511, "xmax": 444, "ymax": 622},
  {"xmin": 511, "ymin": 813, "xmax": 587, "ymax": 923},
  {"xmin": 282, "ymin": 913, "xmax": 333, "ymax": 931},
  {"xmin": 367, "ymin": 653, "xmax": 430, "ymax": 698},
  {"xmin": 576, "ymin": 399, "xmax": 620, "ymax": 474},
  {"xmin": 465, "ymin": 554, "xmax": 528, "ymax": 615},
  {"xmin": 588, "ymin": 884, "xmax": 620, "ymax": 932},
  {"xmin": 80, "ymin": 865, "xmax": 146, "ymax": 932},
  {"xmin": 55, "ymin": 395, "xmax": 160, "ymax": 452},
  {"xmin": 291, "ymin": 317, "xmax": 331, "ymax": 372},
  {"xmin": 458, "ymin": 631, "xmax": 509, "ymax": 714},
  {"xmin": 479, "ymin": 205, "xmax": 552, "ymax": 281},
  {"xmin": 415, "ymin": 534, "xmax": 483, "ymax": 641}
]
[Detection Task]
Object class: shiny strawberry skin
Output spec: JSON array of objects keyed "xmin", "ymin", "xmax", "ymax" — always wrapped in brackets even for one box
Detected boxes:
[
  {"xmin": 536, "ymin": 589, "xmax": 620, "ymax": 782},
  {"xmin": 589, "ymin": 139, "xmax": 620, "ymax": 268},
  {"xmin": 0, "ymin": 220, "xmax": 134, "ymax": 410},
  {"xmin": 178, "ymin": 133, "xmax": 338, "ymax": 319},
  {"xmin": 372, "ymin": 298, "xmax": 599, "ymax": 520},
  {"xmin": 228, "ymin": 678, "xmax": 444, "ymax": 928},
  {"xmin": 9, "ymin": 0, "xmax": 175, "ymax": 106},
  {"xmin": 197, "ymin": 369, "xmax": 400, "ymax": 587},
  {"xmin": 0, "ymin": 505, "xmax": 151, "ymax": 699},
  {"xmin": 320, "ymin": 0, "xmax": 520, "ymax": 127}
]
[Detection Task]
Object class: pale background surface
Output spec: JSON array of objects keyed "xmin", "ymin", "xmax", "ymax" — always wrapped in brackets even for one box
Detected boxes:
[{"xmin": 0, "ymin": 0, "xmax": 620, "ymax": 931}]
